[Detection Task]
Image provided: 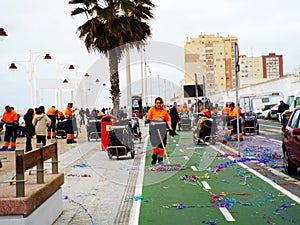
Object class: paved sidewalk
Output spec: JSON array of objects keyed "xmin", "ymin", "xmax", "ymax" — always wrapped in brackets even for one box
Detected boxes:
[
  {"xmin": 0, "ymin": 123, "xmax": 148, "ymax": 225},
  {"xmin": 52, "ymin": 124, "xmax": 147, "ymax": 225}
]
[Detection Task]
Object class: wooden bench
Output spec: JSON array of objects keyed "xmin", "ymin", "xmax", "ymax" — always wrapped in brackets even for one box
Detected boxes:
[
  {"xmin": 0, "ymin": 142, "xmax": 64, "ymax": 216},
  {"xmin": 14, "ymin": 142, "xmax": 59, "ymax": 197}
]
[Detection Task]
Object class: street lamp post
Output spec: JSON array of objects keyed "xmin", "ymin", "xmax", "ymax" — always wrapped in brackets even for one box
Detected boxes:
[
  {"xmin": 141, "ymin": 45, "xmax": 145, "ymax": 108},
  {"xmin": 0, "ymin": 28, "xmax": 8, "ymax": 41},
  {"xmin": 157, "ymin": 74, "xmax": 160, "ymax": 97},
  {"xmin": 9, "ymin": 51, "xmax": 52, "ymax": 107},
  {"xmin": 144, "ymin": 61, "xmax": 148, "ymax": 107},
  {"xmin": 84, "ymin": 73, "xmax": 90, "ymax": 108},
  {"xmin": 57, "ymin": 63, "xmax": 75, "ymax": 109},
  {"xmin": 234, "ymin": 43, "xmax": 241, "ymax": 156},
  {"xmin": 126, "ymin": 45, "xmax": 132, "ymax": 118},
  {"xmin": 148, "ymin": 66, "xmax": 152, "ymax": 104}
]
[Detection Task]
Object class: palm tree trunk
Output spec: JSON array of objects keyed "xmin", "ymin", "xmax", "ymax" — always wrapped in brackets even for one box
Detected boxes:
[{"xmin": 109, "ymin": 49, "xmax": 120, "ymax": 116}]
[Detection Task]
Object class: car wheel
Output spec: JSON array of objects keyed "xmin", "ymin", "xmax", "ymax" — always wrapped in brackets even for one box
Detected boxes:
[{"xmin": 283, "ymin": 151, "xmax": 297, "ymax": 175}]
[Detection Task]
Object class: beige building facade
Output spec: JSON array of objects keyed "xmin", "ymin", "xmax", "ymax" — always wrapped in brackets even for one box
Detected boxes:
[
  {"xmin": 239, "ymin": 53, "xmax": 283, "ymax": 88},
  {"xmin": 184, "ymin": 33, "xmax": 238, "ymax": 97},
  {"xmin": 184, "ymin": 33, "xmax": 284, "ymax": 97}
]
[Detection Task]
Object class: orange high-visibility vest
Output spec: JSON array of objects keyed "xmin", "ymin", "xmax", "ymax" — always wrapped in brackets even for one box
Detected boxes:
[
  {"xmin": 65, "ymin": 107, "xmax": 72, "ymax": 119},
  {"xmin": 47, "ymin": 107, "xmax": 56, "ymax": 115},
  {"xmin": 1, "ymin": 110, "xmax": 18, "ymax": 126},
  {"xmin": 147, "ymin": 106, "xmax": 170, "ymax": 122}
]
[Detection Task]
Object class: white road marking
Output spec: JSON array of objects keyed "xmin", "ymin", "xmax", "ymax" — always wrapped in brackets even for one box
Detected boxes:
[
  {"xmin": 201, "ymin": 181, "xmax": 211, "ymax": 189},
  {"xmin": 219, "ymin": 207, "xmax": 235, "ymax": 221},
  {"xmin": 213, "ymin": 144, "xmax": 300, "ymax": 204},
  {"xmin": 190, "ymin": 166, "xmax": 198, "ymax": 171}
]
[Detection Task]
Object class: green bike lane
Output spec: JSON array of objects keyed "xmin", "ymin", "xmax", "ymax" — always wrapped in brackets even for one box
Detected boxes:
[{"xmin": 137, "ymin": 131, "xmax": 300, "ymax": 225}]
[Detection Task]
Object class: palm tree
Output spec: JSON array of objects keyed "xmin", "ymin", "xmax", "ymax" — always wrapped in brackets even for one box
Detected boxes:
[{"xmin": 69, "ymin": 0, "xmax": 155, "ymax": 116}]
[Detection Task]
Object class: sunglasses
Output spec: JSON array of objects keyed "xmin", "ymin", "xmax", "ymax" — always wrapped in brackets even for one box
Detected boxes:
[{"xmin": 156, "ymin": 101, "xmax": 162, "ymax": 104}]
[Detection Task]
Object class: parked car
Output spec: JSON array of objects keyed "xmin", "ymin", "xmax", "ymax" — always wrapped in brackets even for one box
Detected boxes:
[
  {"xmin": 255, "ymin": 104, "xmax": 275, "ymax": 119},
  {"xmin": 261, "ymin": 104, "xmax": 279, "ymax": 120},
  {"xmin": 282, "ymin": 106, "xmax": 300, "ymax": 174}
]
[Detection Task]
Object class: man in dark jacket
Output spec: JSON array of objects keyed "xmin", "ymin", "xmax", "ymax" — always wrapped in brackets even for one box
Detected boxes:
[
  {"xmin": 24, "ymin": 108, "xmax": 35, "ymax": 152},
  {"xmin": 169, "ymin": 102, "xmax": 180, "ymax": 135},
  {"xmin": 278, "ymin": 100, "xmax": 289, "ymax": 115},
  {"xmin": 278, "ymin": 100, "xmax": 290, "ymax": 132}
]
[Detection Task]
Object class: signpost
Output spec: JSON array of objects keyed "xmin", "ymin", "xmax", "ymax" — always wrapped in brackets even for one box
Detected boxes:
[{"xmin": 234, "ymin": 43, "xmax": 241, "ymax": 156}]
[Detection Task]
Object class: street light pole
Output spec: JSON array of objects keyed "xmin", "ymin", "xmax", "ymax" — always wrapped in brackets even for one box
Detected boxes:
[
  {"xmin": 9, "ymin": 51, "xmax": 52, "ymax": 107},
  {"xmin": 141, "ymin": 45, "xmax": 145, "ymax": 108},
  {"xmin": 57, "ymin": 63, "xmax": 75, "ymax": 109},
  {"xmin": 144, "ymin": 61, "xmax": 148, "ymax": 107},
  {"xmin": 0, "ymin": 28, "xmax": 8, "ymax": 41},
  {"xmin": 148, "ymin": 67, "xmax": 152, "ymax": 104},
  {"xmin": 126, "ymin": 45, "xmax": 132, "ymax": 118},
  {"xmin": 84, "ymin": 73, "xmax": 90, "ymax": 108},
  {"xmin": 234, "ymin": 43, "xmax": 241, "ymax": 156},
  {"xmin": 157, "ymin": 74, "xmax": 160, "ymax": 97}
]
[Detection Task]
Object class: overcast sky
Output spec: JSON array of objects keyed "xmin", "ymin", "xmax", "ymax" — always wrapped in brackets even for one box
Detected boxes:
[{"xmin": 1, "ymin": 0, "xmax": 300, "ymax": 111}]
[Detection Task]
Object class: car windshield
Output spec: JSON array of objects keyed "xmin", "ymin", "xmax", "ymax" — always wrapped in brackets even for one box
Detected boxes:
[
  {"xmin": 289, "ymin": 109, "xmax": 300, "ymax": 128},
  {"xmin": 264, "ymin": 104, "xmax": 276, "ymax": 110},
  {"xmin": 295, "ymin": 97, "xmax": 300, "ymax": 107},
  {"xmin": 286, "ymin": 95, "xmax": 295, "ymax": 106}
]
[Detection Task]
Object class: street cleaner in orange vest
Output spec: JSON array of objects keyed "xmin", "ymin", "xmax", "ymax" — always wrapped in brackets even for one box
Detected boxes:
[
  {"xmin": 228, "ymin": 103, "xmax": 243, "ymax": 140},
  {"xmin": 221, "ymin": 104, "xmax": 231, "ymax": 129},
  {"xmin": 202, "ymin": 106, "xmax": 211, "ymax": 118},
  {"xmin": 147, "ymin": 97, "xmax": 173, "ymax": 165},
  {"xmin": 0, "ymin": 105, "xmax": 18, "ymax": 150},
  {"xmin": 65, "ymin": 103, "xmax": 77, "ymax": 144},
  {"xmin": 46, "ymin": 105, "xmax": 57, "ymax": 139},
  {"xmin": 55, "ymin": 109, "xmax": 65, "ymax": 121}
]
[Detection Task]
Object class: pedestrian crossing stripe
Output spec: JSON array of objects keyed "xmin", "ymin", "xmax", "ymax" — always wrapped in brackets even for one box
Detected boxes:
[
  {"xmin": 190, "ymin": 166, "xmax": 198, "ymax": 171},
  {"xmin": 184, "ymin": 156, "xmax": 189, "ymax": 160},
  {"xmin": 219, "ymin": 207, "xmax": 235, "ymax": 221},
  {"xmin": 201, "ymin": 181, "xmax": 211, "ymax": 189}
]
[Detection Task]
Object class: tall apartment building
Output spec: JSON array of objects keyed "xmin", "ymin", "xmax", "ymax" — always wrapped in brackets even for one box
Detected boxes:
[
  {"xmin": 239, "ymin": 53, "xmax": 283, "ymax": 88},
  {"xmin": 239, "ymin": 55, "xmax": 263, "ymax": 88},
  {"xmin": 262, "ymin": 53, "xmax": 283, "ymax": 79},
  {"xmin": 184, "ymin": 33, "xmax": 238, "ymax": 96},
  {"xmin": 184, "ymin": 34, "xmax": 284, "ymax": 96}
]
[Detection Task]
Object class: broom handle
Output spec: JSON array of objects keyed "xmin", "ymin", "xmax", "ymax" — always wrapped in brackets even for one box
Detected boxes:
[{"xmin": 157, "ymin": 128, "xmax": 170, "ymax": 164}]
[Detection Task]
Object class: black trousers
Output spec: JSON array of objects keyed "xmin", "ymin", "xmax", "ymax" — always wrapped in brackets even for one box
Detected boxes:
[
  {"xmin": 25, "ymin": 135, "xmax": 33, "ymax": 152},
  {"xmin": 36, "ymin": 135, "xmax": 46, "ymax": 146},
  {"xmin": 171, "ymin": 120, "xmax": 177, "ymax": 132}
]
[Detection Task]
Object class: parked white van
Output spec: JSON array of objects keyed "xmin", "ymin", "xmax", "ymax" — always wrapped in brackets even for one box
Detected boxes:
[{"xmin": 286, "ymin": 90, "xmax": 300, "ymax": 110}]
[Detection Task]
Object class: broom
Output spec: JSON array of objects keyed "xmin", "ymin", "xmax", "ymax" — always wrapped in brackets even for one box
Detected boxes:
[
  {"xmin": 157, "ymin": 128, "xmax": 171, "ymax": 164},
  {"xmin": 156, "ymin": 129, "xmax": 181, "ymax": 170}
]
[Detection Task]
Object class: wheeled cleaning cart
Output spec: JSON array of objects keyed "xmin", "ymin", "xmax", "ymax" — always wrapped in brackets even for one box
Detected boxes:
[
  {"xmin": 106, "ymin": 121, "xmax": 135, "ymax": 160},
  {"xmin": 86, "ymin": 116, "xmax": 101, "ymax": 141}
]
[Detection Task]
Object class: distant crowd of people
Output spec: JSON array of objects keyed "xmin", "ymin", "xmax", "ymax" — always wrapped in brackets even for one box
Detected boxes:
[
  {"xmin": 0, "ymin": 104, "xmax": 121, "ymax": 152},
  {"xmin": 0, "ymin": 98, "xmax": 291, "ymax": 169}
]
